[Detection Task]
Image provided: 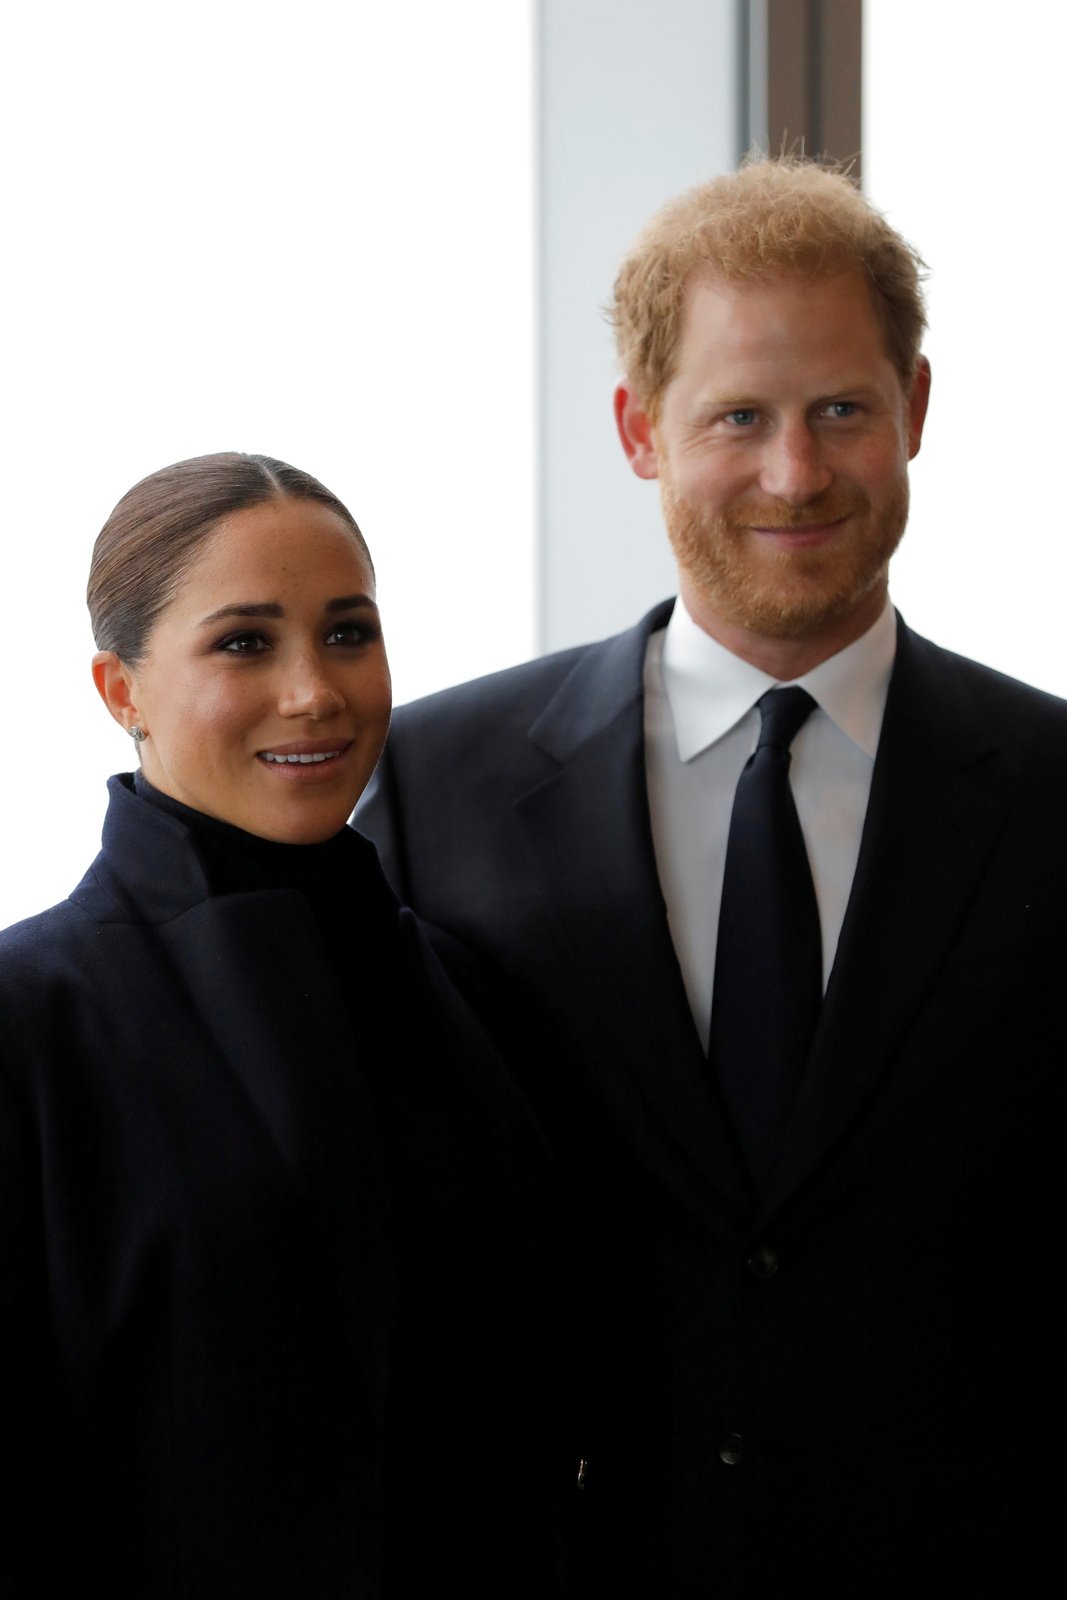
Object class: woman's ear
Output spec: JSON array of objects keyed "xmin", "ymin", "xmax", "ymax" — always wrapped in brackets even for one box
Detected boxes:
[{"xmin": 92, "ymin": 651, "xmax": 144, "ymax": 736}]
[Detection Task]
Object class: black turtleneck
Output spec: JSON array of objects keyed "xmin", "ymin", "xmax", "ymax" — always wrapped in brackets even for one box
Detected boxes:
[{"xmin": 132, "ymin": 772, "xmax": 402, "ymax": 1006}]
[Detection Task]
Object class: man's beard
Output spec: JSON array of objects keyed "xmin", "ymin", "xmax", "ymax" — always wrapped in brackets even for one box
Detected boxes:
[{"xmin": 660, "ymin": 475, "xmax": 910, "ymax": 641}]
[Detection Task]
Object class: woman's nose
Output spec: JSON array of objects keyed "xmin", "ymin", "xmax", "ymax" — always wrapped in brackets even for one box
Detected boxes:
[{"xmin": 277, "ymin": 652, "xmax": 346, "ymax": 719}]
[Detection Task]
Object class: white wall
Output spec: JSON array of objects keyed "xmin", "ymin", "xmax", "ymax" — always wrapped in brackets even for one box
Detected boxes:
[
  {"xmin": 864, "ymin": 0, "xmax": 1067, "ymax": 696},
  {"xmin": 538, "ymin": 0, "xmax": 741, "ymax": 652},
  {"xmin": 0, "ymin": 0, "xmax": 535, "ymax": 930}
]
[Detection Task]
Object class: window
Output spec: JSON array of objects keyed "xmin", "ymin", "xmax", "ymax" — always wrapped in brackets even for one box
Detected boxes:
[
  {"xmin": 864, "ymin": 0, "xmax": 1067, "ymax": 696},
  {"xmin": 1, "ymin": 1, "xmax": 534, "ymax": 928}
]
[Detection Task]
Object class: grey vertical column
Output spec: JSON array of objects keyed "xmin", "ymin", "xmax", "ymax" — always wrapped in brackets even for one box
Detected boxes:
[
  {"xmin": 747, "ymin": 0, "xmax": 863, "ymax": 176},
  {"xmin": 536, "ymin": 0, "xmax": 743, "ymax": 653}
]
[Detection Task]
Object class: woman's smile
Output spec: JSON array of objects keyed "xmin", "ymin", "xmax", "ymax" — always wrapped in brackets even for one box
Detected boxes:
[{"xmin": 257, "ymin": 738, "xmax": 356, "ymax": 779}]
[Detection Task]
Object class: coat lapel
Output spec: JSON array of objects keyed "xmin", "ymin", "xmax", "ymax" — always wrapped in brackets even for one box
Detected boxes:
[
  {"xmin": 516, "ymin": 604, "xmax": 752, "ymax": 1219},
  {"xmin": 95, "ymin": 776, "xmax": 375, "ymax": 1170},
  {"xmin": 154, "ymin": 895, "xmax": 364, "ymax": 1171},
  {"xmin": 760, "ymin": 619, "xmax": 1011, "ymax": 1220},
  {"xmin": 90, "ymin": 780, "xmax": 391, "ymax": 1408},
  {"xmin": 154, "ymin": 891, "xmax": 397, "ymax": 1423}
]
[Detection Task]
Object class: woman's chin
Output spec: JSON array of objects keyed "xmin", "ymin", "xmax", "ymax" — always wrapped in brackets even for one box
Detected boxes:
[{"xmin": 244, "ymin": 803, "xmax": 356, "ymax": 845}]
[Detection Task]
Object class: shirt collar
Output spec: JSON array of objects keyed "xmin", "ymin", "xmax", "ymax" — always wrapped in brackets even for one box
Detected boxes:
[{"xmin": 661, "ymin": 595, "xmax": 897, "ymax": 763}]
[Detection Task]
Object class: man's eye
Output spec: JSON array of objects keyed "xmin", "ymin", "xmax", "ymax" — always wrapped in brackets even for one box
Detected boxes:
[
  {"xmin": 824, "ymin": 401, "xmax": 858, "ymax": 418},
  {"xmin": 725, "ymin": 409, "xmax": 758, "ymax": 427},
  {"xmin": 219, "ymin": 631, "xmax": 269, "ymax": 654}
]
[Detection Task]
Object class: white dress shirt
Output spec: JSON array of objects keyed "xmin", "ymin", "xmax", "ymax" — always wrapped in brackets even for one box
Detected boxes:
[{"xmin": 643, "ymin": 597, "xmax": 896, "ymax": 1050}]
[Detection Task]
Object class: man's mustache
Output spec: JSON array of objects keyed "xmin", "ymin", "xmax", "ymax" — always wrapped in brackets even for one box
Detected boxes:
[{"xmin": 718, "ymin": 495, "xmax": 868, "ymax": 531}]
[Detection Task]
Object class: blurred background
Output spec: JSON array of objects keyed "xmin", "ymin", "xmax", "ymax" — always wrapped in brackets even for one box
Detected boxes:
[{"xmin": 2, "ymin": 0, "xmax": 1063, "ymax": 928}]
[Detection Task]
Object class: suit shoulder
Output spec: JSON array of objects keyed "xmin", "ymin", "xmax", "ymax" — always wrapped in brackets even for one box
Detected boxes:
[
  {"xmin": 920, "ymin": 636, "xmax": 1067, "ymax": 731},
  {"xmin": 386, "ymin": 600, "xmax": 673, "ymax": 749},
  {"xmin": 390, "ymin": 642, "xmax": 591, "ymax": 736},
  {"xmin": 381, "ymin": 645, "xmax": 597, "ymax": 780}
]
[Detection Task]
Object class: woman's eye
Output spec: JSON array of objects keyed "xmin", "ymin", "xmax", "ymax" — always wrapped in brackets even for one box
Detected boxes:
[
  {"xmin": 218, "ymin": 631, "xmax": 269, "ymax": 654},
  {"xmin": 326, "ymin": 619, "xmax": 378, "ymax": 647}
]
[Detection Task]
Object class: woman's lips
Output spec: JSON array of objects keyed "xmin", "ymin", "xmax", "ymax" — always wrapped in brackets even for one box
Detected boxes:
[{"xmin": 256, "ymin": 739, "xmax": 353, "ymax": 780}]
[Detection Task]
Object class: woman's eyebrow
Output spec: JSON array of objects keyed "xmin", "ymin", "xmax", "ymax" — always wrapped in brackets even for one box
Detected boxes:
[
  {"xmin": 198, "ymin": 594, "xmax": 376, "ymax": 627},
  {"xmin": 198, "ymin": 601, "xmax": 283, "ymax": 626}
]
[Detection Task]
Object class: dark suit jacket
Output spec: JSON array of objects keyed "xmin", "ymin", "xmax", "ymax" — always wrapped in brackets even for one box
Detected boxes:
[
  {"xmin": 357, "ymin": 602, "xmax": 1067, "ymax": 1598},
  {"xmin": 0, "ymin": 776, "xmax": 566, "ymax": 1598}
]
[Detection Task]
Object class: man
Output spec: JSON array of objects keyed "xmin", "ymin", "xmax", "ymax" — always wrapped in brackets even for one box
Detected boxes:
[{"xmin": 357, "ymin": 161, "xmax": 1067, "ymax": 1596}]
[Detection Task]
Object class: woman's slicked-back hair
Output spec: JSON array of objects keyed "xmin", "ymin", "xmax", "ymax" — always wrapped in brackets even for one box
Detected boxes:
[{"xmin": 87, "ymin": 452, "xmax": 373, "ymax": 665}]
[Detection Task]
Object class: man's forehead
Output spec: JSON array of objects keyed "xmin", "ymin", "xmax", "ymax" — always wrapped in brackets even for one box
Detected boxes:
[
  {"xmin": 680, "ymin": 261, "xmax": 870, "ymax": 314},
  {"xmin": 674, "ymin": 266, "xmax": 892, "ymax": 372}
]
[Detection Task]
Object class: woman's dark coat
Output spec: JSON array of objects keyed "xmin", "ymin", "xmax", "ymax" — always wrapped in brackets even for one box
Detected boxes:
[{"xmin": 0, "ymin": 776, "xmax": 566, "ymax": 1597}]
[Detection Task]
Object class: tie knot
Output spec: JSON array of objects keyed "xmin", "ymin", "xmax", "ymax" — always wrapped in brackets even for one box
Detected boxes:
[{"xmin": 755, "ymin": 686, "xmax": 816, "ymax": 753}]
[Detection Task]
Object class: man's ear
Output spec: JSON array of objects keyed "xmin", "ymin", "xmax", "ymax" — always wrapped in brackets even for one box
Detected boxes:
[
  {"xmin": 92, "ymin": 651, "xmax": 143, "ymax": 735},
  {"xmin": 614, "ymin": 383, "xmax": 660, "ymax": 480},
  {"xmin": 906, "ymin": 356, "xmax": 932, "ymax": 460}
]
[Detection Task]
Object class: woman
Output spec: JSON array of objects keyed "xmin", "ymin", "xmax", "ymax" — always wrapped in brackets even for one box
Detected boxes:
[{"xmin": 0, "ymin": 454, "xmax": 566, "ymax": 1597}]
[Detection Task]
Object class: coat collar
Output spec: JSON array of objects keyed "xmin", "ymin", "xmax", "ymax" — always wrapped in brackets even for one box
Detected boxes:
[
  {"xmin": 660, "ymin": 594, "xmax": 895, "ymax": 763},
  {"xmin": 71, "ymin": 774, "xmax": 393, "ymax": 1185},
  {"xmin": 69, "ymin": 773, "xmax": 214, "ymax": 922},
  {"xmin": 75, "ymin": 772, "xmax": 388, "ymax": 926}
]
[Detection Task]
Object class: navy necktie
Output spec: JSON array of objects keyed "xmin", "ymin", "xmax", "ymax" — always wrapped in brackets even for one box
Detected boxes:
[{"xmin": 709, "ymin": 686, "xmax": 822, "ymax": 1188}]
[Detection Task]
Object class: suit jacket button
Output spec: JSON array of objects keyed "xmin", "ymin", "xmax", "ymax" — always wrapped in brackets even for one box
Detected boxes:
[
  {"xmin": 747, "ymin": 1245, "xmax": 779, "ymax": 1280},
  {"xmin": 719, "ymin": 1434, "xmax": 742, "ymax": 1466}
]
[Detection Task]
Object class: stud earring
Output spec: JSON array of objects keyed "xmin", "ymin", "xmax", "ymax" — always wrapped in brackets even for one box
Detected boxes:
[{"xmin": 129, "ymin": 726, "xmax": 146, "ymax": 743}]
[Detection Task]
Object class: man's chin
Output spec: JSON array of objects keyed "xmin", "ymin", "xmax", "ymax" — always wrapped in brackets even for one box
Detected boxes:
[
  {"xmin": 733, "ymin": 580, "xmax": 884, "ymax": 640},
  {"xmin": 671, "ymin": 517, "xmax": 904, "ymax": 644},
  {"xmin": 685, "ymin": 555, "xmax": 893, "ymax": 642}
]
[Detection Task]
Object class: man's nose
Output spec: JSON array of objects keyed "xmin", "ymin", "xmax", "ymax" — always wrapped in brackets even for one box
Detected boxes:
[
  {"xmin": 758, "ymin": 423, "xmax": 833, "ymax": 504},
  {"xmin": 278, "ymin": 652, "xmax": 346, "ymax": 719}
]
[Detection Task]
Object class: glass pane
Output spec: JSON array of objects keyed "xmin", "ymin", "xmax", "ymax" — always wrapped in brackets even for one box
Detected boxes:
[
  {"xmin": 864, "ymin": 0, "xmax": 1067, "ymax": 697},
  {"xmin": 0, "ymin": 1, "xmax": 534, "ymax": 928}
]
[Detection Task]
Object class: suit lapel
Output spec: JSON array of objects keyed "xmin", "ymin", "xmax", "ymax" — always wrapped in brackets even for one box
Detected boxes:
[
  {"xmin": 517, "ymin": 604, "xmax": 752, "ymax": 1219},
  {"xmin": 760, "ymin": 620, "xmax": 1011, "ymax": 1220}
]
